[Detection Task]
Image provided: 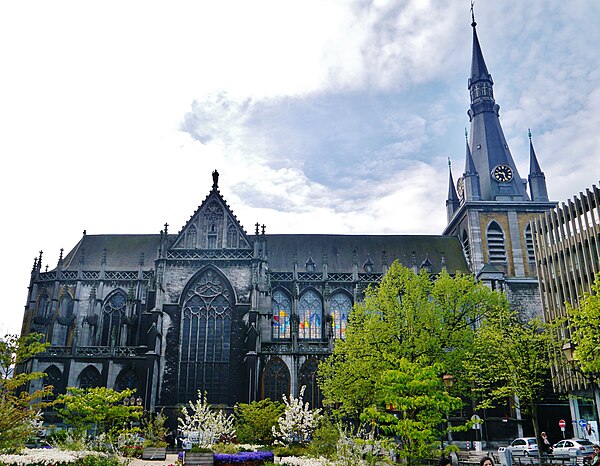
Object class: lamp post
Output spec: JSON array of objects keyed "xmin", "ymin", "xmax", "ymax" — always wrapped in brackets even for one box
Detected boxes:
[{"xmin": 562, "ymin": 341, "xmax": 599, "ymax": 435}]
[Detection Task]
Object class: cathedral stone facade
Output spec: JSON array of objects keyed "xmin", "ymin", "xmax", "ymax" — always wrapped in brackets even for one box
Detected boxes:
[{"xmin": 20, "ymin": 15, "xmax": 559, "ymax": 440}]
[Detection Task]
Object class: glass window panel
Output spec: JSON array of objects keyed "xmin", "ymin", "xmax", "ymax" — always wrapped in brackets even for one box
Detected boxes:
[
  {"xmin": 298, "ymin": 290, "xmax": 322, "ymax": 339},
  {"xmin": 272, "ymin": 290, "xmax": 291, "ymax": 339},
  {"xmin": 330, "ymin": 292, "xmax": 352, "ymax": 339}
]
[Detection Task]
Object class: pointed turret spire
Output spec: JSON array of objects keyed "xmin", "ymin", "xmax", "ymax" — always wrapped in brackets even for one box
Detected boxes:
[
  {"xmin": 469, "ymin": 3, "xmax": 492, "ymax": 91},
  {"xmin": 463, "ymin": 129, "xmax": 481, "ymax": 201},
  {"xmin": 527, "ymin": 129, "xmax": 549, "ymax": 201},
  {"xmin": 446, "ymin": 158, "xmax": 460, "ymax": 222}
]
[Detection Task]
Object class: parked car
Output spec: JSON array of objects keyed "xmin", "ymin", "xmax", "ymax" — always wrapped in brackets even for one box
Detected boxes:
[
  {"xmin": 552, "ymin": 439, "xmax": 595, "ymax": 457},
  {"xmin": 500, "ymin": 437, "xmax": 539, "ymax": 456}
]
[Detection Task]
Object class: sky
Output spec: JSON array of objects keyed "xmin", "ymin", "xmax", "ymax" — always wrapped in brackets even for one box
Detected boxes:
[{"xmin": 1, "ymin": 0, "xmax": 599, "ymax": 335}]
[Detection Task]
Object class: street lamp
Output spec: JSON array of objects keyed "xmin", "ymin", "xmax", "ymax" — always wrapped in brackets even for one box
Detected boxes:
[{"xmin": 443, "ymin": 374, "xmax": 455, "ymax": 389}]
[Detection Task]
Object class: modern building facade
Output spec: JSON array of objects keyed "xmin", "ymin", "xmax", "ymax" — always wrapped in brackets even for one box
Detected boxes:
[
  {"xmin": 532, "ymin": 184, "xmax": 600, "ymax": 438},
  {"xmin": 19, "ymin": 14, "xmax": 562, "ymax": 443}
]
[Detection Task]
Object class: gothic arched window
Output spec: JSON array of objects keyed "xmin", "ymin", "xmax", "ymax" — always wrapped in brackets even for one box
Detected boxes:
[
  {"xmin": 330, "ymin": 292, "xmax": 351, "ymax": 339},
  {"xmin": 262, "ymin": 358, "xmax": 289, "ymax": 402},
  {"xmin": 79, "ymin": 366, "xmax": 101, "ymax": 389},
  {"xmin": 272, "ymin": 290, "xmax": 292, "ymax": 339},
  {"xmin": 58, "ymin": 292, "xmax": 74, "ymax": 318},
  {"xmin": 207, "ymin": 223, "xmax": 217, "ymax": 249},
  {"xmin": 101, "ymin": 291, "xmax": 127, "ymax": 346},
  {"xmin": 487, "ymin": 221, "xmax": 507, "ymax": 263},
  {"xmin": 43, "ymin": 365, "xmax": 62, "ymax": 401},
  {"xmin": 186, "ymin": 226, "xmax": 197, "ymax": 249},
  {"xmin": 179, "ymin": 268, "xmax": 232, "ymax": 404},
  {"xmin": 272, "ymin": 289, "xmax": 291, "ymax": 339},
  {"xmin": 115, "ymin": 367, "xmax": 139, "ymax": 392},
  {"xmin": 298, "ymin": 290, "xmax": 322, "ymax": 340},
  {"xmin": 299, "ymin": 358, "xmax": 322, "ymax": 408},
  {"xmin": 227, "ymin": 224, "xmax": 238, "ymax": 248},
  {"xmin": 524, "ymin": 223, "xmax": 535, "ymax": 262}
]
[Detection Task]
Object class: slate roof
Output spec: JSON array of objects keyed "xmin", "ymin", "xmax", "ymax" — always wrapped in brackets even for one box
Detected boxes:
[
  {"xmin": 61, "ymin": 234, "xmax": 165, "ymax": 271},
  {"xmin": 57, "ymin": 233, "xmax": 468, "ymax": 275},
  {"xmin": 265, "ymin": 234, "xmax": 468, "ymax": 274}
]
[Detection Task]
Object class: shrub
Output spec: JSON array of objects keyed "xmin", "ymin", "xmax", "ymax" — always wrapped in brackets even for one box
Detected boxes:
[
  {"xmin": 307, "ymin": 418, "xmax": 339, "ymax": 459},
  {"xmin": 234, "ymin": 399, "xmax": 284, "ymax": 444}
]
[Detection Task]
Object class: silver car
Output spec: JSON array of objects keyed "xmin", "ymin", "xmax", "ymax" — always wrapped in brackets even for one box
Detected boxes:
[
  {"xmin": 552, "ymin": 438, "xmax": 595, "ymax": 457},
  {"xmin": 503, "ymin": 437, "xmax": 539, "ymax": 456}
]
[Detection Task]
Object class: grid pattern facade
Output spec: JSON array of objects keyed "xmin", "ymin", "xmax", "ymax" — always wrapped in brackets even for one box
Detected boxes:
[{"xmin": 532, "ymin": 183, "xmax": 600, "ymax": 391}]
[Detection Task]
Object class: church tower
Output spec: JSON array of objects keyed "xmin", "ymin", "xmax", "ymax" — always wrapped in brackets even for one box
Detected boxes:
[{"xmin": 444, "ymin": 12, "xmax": 555, "ymax": 315}]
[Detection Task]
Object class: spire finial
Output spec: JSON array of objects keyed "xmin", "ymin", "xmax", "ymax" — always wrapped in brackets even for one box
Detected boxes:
[
  {"xmin": 470, "ymin": 0, "xmax": 476, "ymax": 27},
  {"xmin": 465, "ymin": 127, "xmax": 468, "ymax": 139},
  {"xmin": 164, "ymin": 222, "xmax": 169, "ymax": 235},
  {"xmin": 528, "ymin": 128, "xmax": 532, "ymax": 140},
  {"xmin": 448, "ymin": 157, "xmax": 452, "ymax": 169}
]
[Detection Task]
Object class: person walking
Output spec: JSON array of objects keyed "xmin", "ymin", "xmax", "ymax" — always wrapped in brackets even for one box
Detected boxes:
[
  {"xmin": 541, "ymin": 432, "xmax": 552, "ymax": 455},
  {"xmin": 591, "ymin": 444, "xmax": 600, "ymax": 466}
]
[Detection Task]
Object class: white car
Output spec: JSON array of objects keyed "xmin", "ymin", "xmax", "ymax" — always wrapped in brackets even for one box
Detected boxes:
[
  {"xmin": 552, "ymin": 438, "xmax": 595, "ymax": 457},
  {"xmin": 501, "ymin": 437, "xmax": 539, "ymax": 456}
]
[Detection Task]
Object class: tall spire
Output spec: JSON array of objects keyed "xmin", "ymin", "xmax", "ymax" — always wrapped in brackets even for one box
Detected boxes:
[
  {"xmin": 464, "ymin": 128, "xmax": 477, "ymax": 175},
  {"xmin": 466, "ymin": 9, "xmax": 528, "ymax": 202},
  {"xmin": 527, "ymin": 129, "xmax": 549, "ymax": 201},
  {"xmin": 469, "ymin": 4, "xmax": 492, "ymax": 94},
  {"xmin": 446, "ymin": 158, "xmax": 460, "ymax": 222}
]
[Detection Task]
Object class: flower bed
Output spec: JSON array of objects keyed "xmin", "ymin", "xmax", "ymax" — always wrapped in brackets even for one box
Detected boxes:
[
  {"xmin": 214, "ymin": 451, "xmax": 274, "ymax": 465},
  {"xmin": 0, "ymin": 449, "xmax": 108, "ymax": 466}
]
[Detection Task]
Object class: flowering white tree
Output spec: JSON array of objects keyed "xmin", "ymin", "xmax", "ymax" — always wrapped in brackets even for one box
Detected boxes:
[
  {"xmin": 272, "ymin": 385, "xmax": 322, "ymax": 445},
  {"xmin": 178, "ymin": 391, "xmax": 235, "ymax": 447}
]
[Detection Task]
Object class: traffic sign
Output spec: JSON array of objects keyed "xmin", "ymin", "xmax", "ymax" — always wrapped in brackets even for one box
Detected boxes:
[
  {"xmin": 559, "ymin": 419, "xmax": 566, "ymax": 428},
  {"xmin": 579, "ymin": 419, "xmax": 588, "ymax": 428}
]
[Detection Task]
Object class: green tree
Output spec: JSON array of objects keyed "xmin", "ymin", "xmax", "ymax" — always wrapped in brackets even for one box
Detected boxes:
[
  {"xmin": 319, "ymin": 263, "xmax": 505, "ymax": 415},
  {"xmin": 0, "ymin": 333, "xmax": 50, "ymax": 453},
  {"xmin": 567, "ymin": 272, "xmax": 600, "ymax": 375},
  {"xmin": 465, "ymin": 308, "xmax": 557, "ymax": 455},
  {"xmin": 319, "ymin": 262, "xmax": 505, "ymax": 460},
  {"xmin": 56, "ymin": 387, "xmax": 142, "ymax": 441},
  {"xmin": 362, "ymin": 360, "xmax": 463, "ymax": 464},
  {"xmin": 234, "ymin": 398, "xmax": 284, "ymax": 444}
]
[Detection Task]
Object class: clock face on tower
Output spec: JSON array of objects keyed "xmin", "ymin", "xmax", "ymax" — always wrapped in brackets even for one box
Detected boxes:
[{"xmin": 492, "ymin": 164, "xmax": 513, "ymax": 182}]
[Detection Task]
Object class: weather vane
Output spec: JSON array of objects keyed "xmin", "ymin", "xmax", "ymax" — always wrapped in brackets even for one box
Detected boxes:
[{"xmin": 470, "ymin": 0, "xmax": 476, "ymax": 27}]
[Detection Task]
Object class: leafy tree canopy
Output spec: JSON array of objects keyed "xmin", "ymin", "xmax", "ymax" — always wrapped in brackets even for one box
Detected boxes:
[
  {"xmin": 567, "ymin": 272, "xmax": 600, "ymax": 376},
  {"xmin": 319, "ymin": 262, "xmax": 506, "ymax": 416},
  {"xmin": 234, "ymin": 398, "xmax": 284, "ymax": 444},
  {"xmin": 0, "ymin": 333, "xmax": 50, "ymax": 453}
]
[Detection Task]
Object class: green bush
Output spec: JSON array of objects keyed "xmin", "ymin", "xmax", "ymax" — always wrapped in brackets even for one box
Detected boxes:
[
  {"xmin": 234, "ymin": 399, "xmax": 284, "ymax": 444},
  {"xmin": 212, "ymin": 443, "xmax": 239, "ymax": 454},
  {"xmin": 272, "ymin": 444, "xmax": 309, "ymax": 457},
  {"xmin": 308, "ymin": 417, "xmax": 339, "ymax": 459}
]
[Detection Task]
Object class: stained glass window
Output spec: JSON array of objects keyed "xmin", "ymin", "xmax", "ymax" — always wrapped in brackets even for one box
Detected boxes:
[
  {"xmin": 262, "ymin": 358, "xmax": 289, "ymax": 402},
  {"xmin": 272, "ymin": 290, "xmax": 291, "ymax": 339},
  {"xmin": 330, "ymin": 292, "xmax": 351, "ymax": 339},
  {"xmin": 43, "ymin": 365, "xmax": 62, "ymax": 401},
  {"xmin": 101, "ymin": 291, "xmax": 127, "ymax": 346},
  {"xmin": 298, "ymin": 290, "xmax": 322, "ymax": 340},
  {"xmin": 299, "ymin": 358, "xmax": 322, "ymax": 408},
  {"xmin": 179, "ymin": 268, "xmax": 232, "ymax": 404}
]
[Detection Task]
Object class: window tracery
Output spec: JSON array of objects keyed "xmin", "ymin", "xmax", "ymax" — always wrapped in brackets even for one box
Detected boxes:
[
  {"xmin": 179, "ymin": 268, "xmax": 232, "ymax": 404},
  {"xmin": 79, "ymin": 366, "xmax": 101, "ymax": 389},
  {"xmin": 101, "ymin": 291, "xmax": 128, "ymax": 346},
  {"xmin": 299, "ymin": 358, "xmax": 322, "ymax": 408},
  {"xmin": 330, "ymin": 292, "xmax": 351, "ymax": 339},
  {"xmin": 272, "ymin": 290, "xmax": 291, "ymax": 339},
  {"xmin": 227, "ymin": 224, "xmax": 238, "ymax": 248},
  {"xmin": 298, "ymin": 290, "xmax": 322, "ymax": 339},
  {"xmin": 262, "ymin": 357, "xmax": 289, "ymax": 402}
]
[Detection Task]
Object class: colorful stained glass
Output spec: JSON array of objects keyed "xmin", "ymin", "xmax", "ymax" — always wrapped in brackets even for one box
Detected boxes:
[
  {"xmin": 298, "ymin": 290, "xmax": 322, "ymax": 339},
  {"xmin": 272, "ymin": 290, "xmax": 291, "ymax": 339},
  {"xmin": 330, "ymin": 292, "xmax": 351, "ymax": 339}
]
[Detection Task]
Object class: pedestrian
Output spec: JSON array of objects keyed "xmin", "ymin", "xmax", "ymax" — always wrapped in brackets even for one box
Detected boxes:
[
  {"xmin": 591, "ymin": 444, "xmax": 600, "ymax": 466},
  {"xmin": 541, "ymin": 432, "xmax": 552, "ymax": 454},
  {"xmin": 480, "ymin": 456, "xmax": 494, "ymax": 466}
]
